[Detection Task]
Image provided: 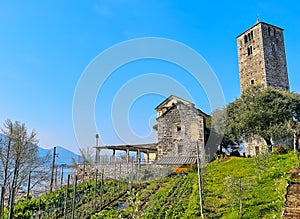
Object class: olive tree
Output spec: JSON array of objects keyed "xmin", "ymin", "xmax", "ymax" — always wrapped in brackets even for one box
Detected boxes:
[{"xmin": 225, "ymin": 86, "xmax": 300, "ymax": 152}]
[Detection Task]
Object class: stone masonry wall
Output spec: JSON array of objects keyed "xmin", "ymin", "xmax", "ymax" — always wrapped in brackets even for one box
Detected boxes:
[
  {"xmin": 237, "ymin": 22, "xmax": 289, "ymax": 92},
  {"xmin": 156, "ymin": 103, "xmax": 205, "ymax": 158},
  {"xmin": 78, "ymin": 162, "xmax": 172, "ymax": 182},
  {"xmin": 261, "ymin": 23, "xmax": 289, "ymax": 90}
]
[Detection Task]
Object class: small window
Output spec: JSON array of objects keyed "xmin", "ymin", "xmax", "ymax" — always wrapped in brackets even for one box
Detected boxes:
[
  {"xmin": 178, "ymin": 145, "xmax": 183, "ymax": 154},
  {"xmin": 272, "ymin": 43, "xmax": 277, "ymax": 52},
  {"xmin": 250, "ymin": 31, "xmax": 254, "ymax": 39},
  {"xmin": 250, "ymin": 79, "xmax": 255, "ymax": 85},
  {"xmin": 273, "ymin": 28, "xmax": 276, "ymax": 37},
  {"xmin": 244, "ymin": 35, "xmax": 248, "ymax": 43},
  {"xmin": 247, "ymin": 46, "xmax": 253, "ymax": 55},
  {"xmin": 268, "ymin": 27, "xmax": 271, "ymax": 36},
  {"xmin": 177, "ymin": 126, "xmax": 181, "ymax": 132}
]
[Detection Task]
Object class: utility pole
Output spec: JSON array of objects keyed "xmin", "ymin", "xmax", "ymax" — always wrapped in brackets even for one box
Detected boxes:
[
  {"xmin": 50, "ymin": 146, "xmax": 57, "ymax": 192},
  {"xmin": 60, "ymin": 164, "xmax": 66, "ymax": 187}
]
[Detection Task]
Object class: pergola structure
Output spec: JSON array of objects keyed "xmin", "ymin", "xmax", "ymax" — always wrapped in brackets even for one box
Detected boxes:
[{"xmin": 94, "ymin": 143, "xmax": 158, "ymax": 164}]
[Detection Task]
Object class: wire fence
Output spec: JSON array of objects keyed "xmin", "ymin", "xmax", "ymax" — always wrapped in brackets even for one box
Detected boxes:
[{"xmin": 12, "ymin": 161, "xmax": 174, "ymax": 219}]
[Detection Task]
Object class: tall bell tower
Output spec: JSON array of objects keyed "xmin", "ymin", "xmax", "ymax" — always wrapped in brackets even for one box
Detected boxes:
[
  {"xmin": 236, "ymin": 21, "xmax": 290, "ymax": 156},
  {"xmin": 237, "ymin": 21, "xmax": 289, "ymax": 93}
]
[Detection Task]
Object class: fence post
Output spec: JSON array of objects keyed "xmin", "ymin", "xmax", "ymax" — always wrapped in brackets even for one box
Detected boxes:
[
  {"xmin": 64, "ymin": 174, "xmax": 70, "ymax": 218},
  {"xmin": 113, "ymin": 159, "xmax": 116, "ymax": 199},
  {"xmin": 100, "ymin": 169, "xmax": 104, "ymax": 209},
  {"xmin": 71, "ymin": 175, "xmax": 77, "ymax": 219},
  {"xmin": 50, "ymin": 146, "xmax": 57, "ymax": 192},
  {"xmin": 118, "ymin": 163, "xmax": 121, "ymax": 197},
  {"xmin": 93, "ymin": 169, "xmax": 98, "ymax": 211},
  {"xmin": 127, "ymin": 156, "xmax": 129, "ymax": 190},
  {"xmin": 136, "ymin": 161, "xmax": 139, "ymax": 184},
  {"xmin": 130, "ymin": 161, "xmax": 133, "ymax": 190}
]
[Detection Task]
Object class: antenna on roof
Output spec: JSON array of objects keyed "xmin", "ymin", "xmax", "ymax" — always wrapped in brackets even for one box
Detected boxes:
[{"xmin": 256, "ymin": 14, "xmax": 260, "ymax": 23}]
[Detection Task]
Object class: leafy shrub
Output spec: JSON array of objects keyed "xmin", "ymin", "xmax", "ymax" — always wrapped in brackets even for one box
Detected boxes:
[{"xmin": 276, "ymin": 145, "xmax": 288, "ymax": 154}]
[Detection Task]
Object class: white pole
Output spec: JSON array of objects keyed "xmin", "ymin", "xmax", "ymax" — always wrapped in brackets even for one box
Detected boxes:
[{"xmin": 196, "ymin": 141, "xmax": 204, "ymax": 218}]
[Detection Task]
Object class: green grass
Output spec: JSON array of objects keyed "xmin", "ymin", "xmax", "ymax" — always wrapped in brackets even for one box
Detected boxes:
[
  {"xmin": 204, "ymin": 153, "xmax": 296, "ymax": 218},
  {"xmin": 92, "ymin": 152, "xmax": 298, "ymax": 219}
]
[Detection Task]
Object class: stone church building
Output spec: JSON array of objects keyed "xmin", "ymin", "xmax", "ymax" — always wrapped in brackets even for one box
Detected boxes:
[
  {"xmin": 237, "ymin": 20, "xmax": 290, "ymax": 156},
  {"xmin": 94, "ymin": 95, "xmax": 215, "ymax": 165},
  {"xmin": 154, "ymin": 95, "xmax": 212, "ymax": 164}
]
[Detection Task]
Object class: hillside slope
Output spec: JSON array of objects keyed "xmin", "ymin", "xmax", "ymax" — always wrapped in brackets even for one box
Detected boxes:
[
  {"xmin": 10, "ymin": 152, "xmax": 298, "ymax": 218},
  {"xmin": 92, "ymin": 152, "xmax": 298, "ymax": 219}
]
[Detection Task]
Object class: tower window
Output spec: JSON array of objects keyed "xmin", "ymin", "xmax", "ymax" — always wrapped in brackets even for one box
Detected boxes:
[
  {"xmin": 248, "ymin": 31, "xmax": 254, "ymax": 40},
  {"xmin": 177, "ymin": 126, "xmax": 181, "ymax": 132},
  {"xmin": 268, "ymin": 27, "xmax": 271, "ymax": 36},
  {"xmin": 247, "ymin": 46, "xmax": 253, "ymax": 55},
  {"xmin": 244, "ymin": 31, "xmax": 254, "ymax": 44},
  {"xmin": 250, "ymin": 79, "xmax": 255, "ymax": 85},
  {"xmin": 244, "ymin": 35, "xmax": 248, "ymax": 43},
  {"xmin": 273, "ymin": 28, "xmax": 276, "ymax": 37},
  {"xmin": 272, "ymin": 43, "xmax": 277, "ymax": 52}
]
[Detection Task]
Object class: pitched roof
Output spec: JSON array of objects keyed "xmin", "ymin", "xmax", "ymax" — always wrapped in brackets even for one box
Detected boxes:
[
  {"xmin": 155, "ymin": 95, "xmax": 194, "ymax": 110},
  {"xmin": 155, "ymin": 95, "xmax": 209, "ymax": 119}
]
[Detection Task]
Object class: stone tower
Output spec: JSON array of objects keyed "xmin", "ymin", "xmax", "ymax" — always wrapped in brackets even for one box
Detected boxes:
[{"xmin": 237, "ymin": 21, "xmax": 289, "ymax": 92}]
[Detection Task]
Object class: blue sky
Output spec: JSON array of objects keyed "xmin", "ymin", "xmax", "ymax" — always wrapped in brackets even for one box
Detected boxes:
[{"xmin": 0, "ymin": 1, "xmax": 299, "ymax": 153}]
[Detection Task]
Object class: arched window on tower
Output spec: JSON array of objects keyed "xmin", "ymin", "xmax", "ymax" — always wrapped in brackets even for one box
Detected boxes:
[{"xmin": 268, "ymin": 27, "xmax": 271, "ymax": 36}]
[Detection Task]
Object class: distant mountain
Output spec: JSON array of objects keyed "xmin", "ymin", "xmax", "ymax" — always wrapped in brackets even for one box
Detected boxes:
[
  {"xmin": 0, "ymin": 133, "xmax": 80, "ymax": 166},
  {"xmin": 38, "ymin": 146, "xmax": 81, "ymax": 166}
]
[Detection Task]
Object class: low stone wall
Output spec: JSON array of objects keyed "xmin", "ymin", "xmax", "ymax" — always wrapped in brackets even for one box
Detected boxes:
[
  {"xmin": 77, "ymin": 162, "xmax": 173, "ymax": 182},
  {"xmin": 283, "ymin": 168, "xmax": 300, "ymax": 218}
]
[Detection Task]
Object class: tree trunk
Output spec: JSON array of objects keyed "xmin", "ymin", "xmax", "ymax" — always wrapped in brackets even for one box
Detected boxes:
[
  {"xmin": 9, "ymin": 139, "xmax": 21, "ymax": 219},
  {"xmin": 294, "ymin": 130, "xmax": 297, "ymax": 154},
  {"xmin": 0, "ymin": 138, "xmax": 12, "ymax": 218}
]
